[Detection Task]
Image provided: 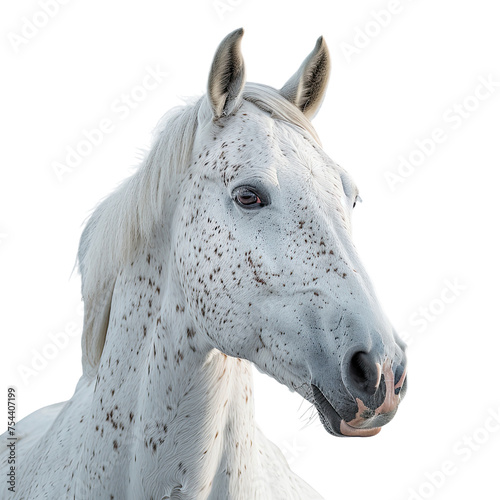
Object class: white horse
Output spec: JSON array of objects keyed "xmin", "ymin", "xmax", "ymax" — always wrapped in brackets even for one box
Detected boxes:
[{"xmin": 2, "ymin": 29, "xmax": 407, "ymax": 499}]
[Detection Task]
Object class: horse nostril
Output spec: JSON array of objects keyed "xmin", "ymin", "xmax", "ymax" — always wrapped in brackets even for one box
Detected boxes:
[
  {"xmin": 348, "ymin": 351, "xmax": 380, "ymax": 397},
  {"xmin": 394, "ymin": 363, "xmax": 407, "ymax": 396}
]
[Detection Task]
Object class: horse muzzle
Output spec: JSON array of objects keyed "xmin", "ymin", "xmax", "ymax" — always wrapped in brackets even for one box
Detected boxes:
[{"xmin": 312, "ymin": 357, "xmax": 408, "ymax": 437}]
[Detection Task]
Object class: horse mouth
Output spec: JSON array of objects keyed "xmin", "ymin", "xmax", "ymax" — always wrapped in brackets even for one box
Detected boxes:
[
  {"xmin": 311, "ymin": 383, "xmax": 398, "ymax": 438},
  {"xmin": 311, "ymin": 384, "xmax": 379, "ymax": 437}
]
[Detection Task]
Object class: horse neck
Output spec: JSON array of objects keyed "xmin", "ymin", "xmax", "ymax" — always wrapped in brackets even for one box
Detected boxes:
[{"xmin": 84, "ymin": 245, "xmax": 261, "ymax": 499}]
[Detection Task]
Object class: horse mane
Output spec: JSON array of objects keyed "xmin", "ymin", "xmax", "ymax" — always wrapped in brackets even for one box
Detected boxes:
[
  {"xmin": 77, "ymin": 83, "xmax": 319, "ymax": 374},
  {"xmin": 77, "ymin": 98, "xmax": 203, "ymax": 299}
]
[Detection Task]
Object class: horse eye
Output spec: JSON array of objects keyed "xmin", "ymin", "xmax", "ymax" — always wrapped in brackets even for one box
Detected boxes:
[
  {"xmin": 353, "ymin": 195, "xmax": 362, "ymax": 209},
  {"xmin": 233, "ymin": 187, "xmax": 265, "ymax": 208}
]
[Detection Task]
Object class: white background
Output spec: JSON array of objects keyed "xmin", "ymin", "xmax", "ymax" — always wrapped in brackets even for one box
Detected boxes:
[{"xmin": 1, "ymin": 1, "xmax": 499, "ymax": 499}]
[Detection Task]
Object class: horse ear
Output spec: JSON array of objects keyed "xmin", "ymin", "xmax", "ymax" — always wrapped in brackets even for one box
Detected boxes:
[
  {"xmin": 280, "ymin": 36, "xmax": 330, "ymax": 119},
  {"xmin": 207, "ymin": 28, "xmax": 246, "ymax": 119},
  {"xmin": 81, "ymin": 277, "xmax": 116, "ymax": 377}
]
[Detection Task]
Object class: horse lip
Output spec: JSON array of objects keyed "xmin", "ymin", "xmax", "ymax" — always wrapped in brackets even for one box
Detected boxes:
[{"xmin": 340, "ymin": 420, "xmax": 381, "ymax": 437}]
